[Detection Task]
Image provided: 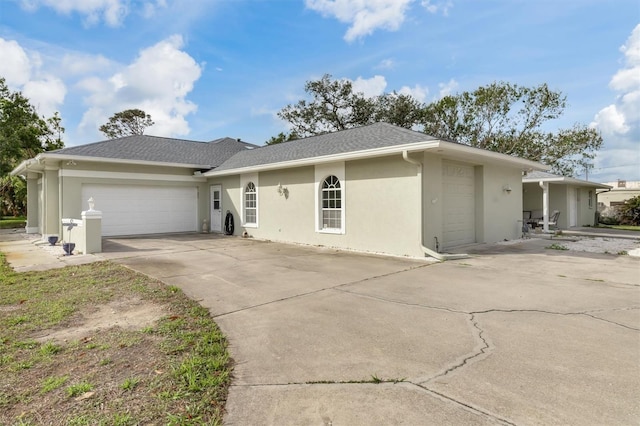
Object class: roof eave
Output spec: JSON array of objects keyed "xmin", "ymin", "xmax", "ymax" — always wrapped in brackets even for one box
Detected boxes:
[
  {"xmin": 523, "ymin": 176, "xmax": 612, "ymax": 189},
  {"xmin": 37, "ymin": 153, "xmax": 212, "ymax": 169},
  {"xmin": 204, "ymin": 139, "xmax": 547, "ymax": 177}
]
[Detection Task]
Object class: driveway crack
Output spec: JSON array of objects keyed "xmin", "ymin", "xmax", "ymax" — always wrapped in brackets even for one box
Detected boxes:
[
  {"xmin": 423, "ymin": 313, "xmax": 490, "ymax": 384},
  {"xmin": 212, "ymin": 263, "xmax": 431, "ymax": 318}
]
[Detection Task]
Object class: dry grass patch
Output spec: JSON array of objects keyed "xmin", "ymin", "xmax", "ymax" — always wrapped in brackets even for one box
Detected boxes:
[{"xmin": 0, "ymin": 254, "xmax": 232, "ymax": 425}]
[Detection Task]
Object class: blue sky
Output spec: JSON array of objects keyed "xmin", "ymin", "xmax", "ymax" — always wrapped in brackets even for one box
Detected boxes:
[{"xmin": 1, "ymin": 0, "xmax": 638, "ymax": 182}]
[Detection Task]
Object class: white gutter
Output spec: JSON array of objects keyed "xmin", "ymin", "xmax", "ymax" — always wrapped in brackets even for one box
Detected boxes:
[
  {"xmin": 30, "ymin": 153, "xmax": 211, "ymax": 170},
  {"xmin": 523, "ymin": 176, "xmax": 612, "ymax": 189},
  {"xmin": 401, "ymin": 150, "xmax": 469, "ymax": 261}
]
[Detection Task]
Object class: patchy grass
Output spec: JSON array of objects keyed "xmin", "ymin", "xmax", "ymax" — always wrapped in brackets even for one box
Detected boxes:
[
  {"xmin": 0, "ymin": 253, "xmax": 232, "ymax": 425},
  {"xmin": 546, "ymin": 243, "xmax": 569, "ymax": 251},
  {"xmin": 0, "ymin": 216, "xmax": 26, "ymax": 229}
]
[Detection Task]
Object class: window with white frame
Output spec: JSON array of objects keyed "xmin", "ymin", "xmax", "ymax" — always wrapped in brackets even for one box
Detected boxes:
[
  {"xmin": 244, "ymin": 182, "xmax": 257, "ymax": 225},
  {"xmin": 321, "ymin": 175, "xmax": 341, "ymax": 230},
  {"xmin": 588, "ymin": 190, "xmax": 593, "ymax": 209},
  {"xmin": 315, "ymin": 162, "xmax": 345, "ymax": 234}
]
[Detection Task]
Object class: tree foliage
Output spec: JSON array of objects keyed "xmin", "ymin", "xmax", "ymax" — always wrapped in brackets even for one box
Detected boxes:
[
  {"xmin": 0, "ymin": 175, "xmax": 26, "ymax": 216},
  {"xmin": 99, "ymin": 108, "xmax": 154, "ymax": 139},
  {"xmin": 276, "ymin": 74, "xmax": 425, "ymax": 139},
  {"xmin": 273, "ymin": 76, "xmax": 602, "ymax": 176},
  {"xmin": 0, "ymin": 77, "xmax": 65, "ymax": 216},
  {"xmin": 421, "ymin": 82, "xmax": 602, "ymax": 175},
  {"xmin": 265, "ymin": 131, "xmax": 299, "ymax": 145},
  {"xmin": 0, "ymin": 77, "xmax": 64, "ymax": 176},
  {"xmin": 619, "ymin": 195, "xmax": 640, "ymax": 226}
]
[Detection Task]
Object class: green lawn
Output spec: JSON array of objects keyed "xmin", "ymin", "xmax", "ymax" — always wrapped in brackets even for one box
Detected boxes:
[
  {"xmin": 0, "ymin": 254, "xmax": 232, "ymax": 425},
  {"xmin": 0, "ymin": 216, "xmax": 26, "ymax": 229}
]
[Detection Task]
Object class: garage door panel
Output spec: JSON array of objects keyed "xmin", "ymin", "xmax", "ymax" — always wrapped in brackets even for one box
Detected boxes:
[
  {"xmin": 81, "ymin": 184, "xmax": 198, "ymax": 236},
  {"xmin": 442, "ymin": 162, "xmax": 475, "ymax": 249}
]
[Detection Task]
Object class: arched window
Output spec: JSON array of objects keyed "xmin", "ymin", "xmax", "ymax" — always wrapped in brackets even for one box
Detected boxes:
[
  {"xmin": 244, "ymin": 182, "xmax": 257, "ymax": 225},
  {"xmin": 321, "ymin": 175, "xmax": 341, "ymax": 229}
]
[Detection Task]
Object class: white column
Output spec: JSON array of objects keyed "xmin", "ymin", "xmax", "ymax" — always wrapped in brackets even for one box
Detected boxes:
[{"xmin": 539, "ymin": 181, "xmax": 549, "ymax": 232}]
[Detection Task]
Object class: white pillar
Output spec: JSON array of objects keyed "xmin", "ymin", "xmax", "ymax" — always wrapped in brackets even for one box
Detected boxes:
[{"xmin": 539, "ymin": 181, "xmax": 549, "ymax": 232}]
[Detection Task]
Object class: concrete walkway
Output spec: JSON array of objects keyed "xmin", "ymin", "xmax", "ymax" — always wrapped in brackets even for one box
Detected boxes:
[{"xmin": 1, "ymin": 231, "xmax": 639, "ymax": 425}]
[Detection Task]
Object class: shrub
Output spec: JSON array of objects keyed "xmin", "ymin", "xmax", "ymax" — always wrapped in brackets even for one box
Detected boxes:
[{"xmin": 619, "ymin": 195, "xmax": 640, "ymax": 226}]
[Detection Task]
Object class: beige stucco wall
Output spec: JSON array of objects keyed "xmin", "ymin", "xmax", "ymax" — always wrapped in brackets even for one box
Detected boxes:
[
  {"xmin": 522, "ymin": 182, "xmax": 597, "ymax": 228},
  {"xmin": 479, "ymin": 163, "xmax": 522, "ymax": 242},
  {"xmin": 598, "ymin": 189, "xmax": 640, "ymax": 206},
  {"xmin": 212, "ymin": 152, "xmax": 525, "ymax": 258},
  {"xmin": 214, "ymin": 156, "xmax": 423, "ymax": 257},
  {"xmin": 25, "ymin": 173, "xmax": 39, "ymax": 233},
  {"xmin": 42, "ymin": 167, "xmax": 60, "ymax": 237}
]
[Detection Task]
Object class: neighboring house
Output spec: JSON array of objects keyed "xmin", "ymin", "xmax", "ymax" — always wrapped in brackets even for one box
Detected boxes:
[
  {"xmin": 522, "ymin": 171, "xmax": 612, "ymax": 230},
  {"xmin": 12, "ymin": 123, "xmax": 545, "ymax": 258},
  {"xmin": 597, "ymin": 180, "xmax": 640, "ymax": 208}
]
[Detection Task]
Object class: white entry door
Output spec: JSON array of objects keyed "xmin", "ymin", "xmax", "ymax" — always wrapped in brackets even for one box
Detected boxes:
[{"xmin": 210, "ymin": 185, "xmax": 222, "ymax": 233}]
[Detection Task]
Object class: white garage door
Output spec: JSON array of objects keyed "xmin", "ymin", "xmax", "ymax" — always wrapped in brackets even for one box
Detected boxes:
[
  {"xmin": 442, "ymin": 161, "xmax": 475, "ymax": 249},
  {"xmin": 82, "ymin": 184, "xmax": 198, "ymax": 236}
]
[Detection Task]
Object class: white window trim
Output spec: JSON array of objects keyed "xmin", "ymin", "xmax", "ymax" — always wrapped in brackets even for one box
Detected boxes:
[
  {"xmin": 314, "ymin": 162, "xmax": 345, "ymax": 234},
  {"xmin": 240, "ymin": 173, "xmax": 259, "ymax": 228}
]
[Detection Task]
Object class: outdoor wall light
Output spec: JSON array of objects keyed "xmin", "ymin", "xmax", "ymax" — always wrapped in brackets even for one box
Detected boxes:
[
  {"xmin": 503, "ymin": 184, "xmax": 512, "ymax": 194},
  {"xmin": 277, "ymin": 183, "xmax": 289, "ymax": 198}
]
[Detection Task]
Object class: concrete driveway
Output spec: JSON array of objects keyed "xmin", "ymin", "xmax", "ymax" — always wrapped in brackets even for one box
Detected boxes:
[{"xmin": 98, "ymin": 234, "xmax": 640, "ymax": 425}]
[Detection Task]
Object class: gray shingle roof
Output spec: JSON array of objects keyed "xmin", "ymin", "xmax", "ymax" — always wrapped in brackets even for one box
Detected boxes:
[
  {"xmin": 214, "ymin": 123, "xmax": 438, "ymax": 171},
  {"xmin": 52, "ymin": 135, "xmax": 258, "ymax": 167}
]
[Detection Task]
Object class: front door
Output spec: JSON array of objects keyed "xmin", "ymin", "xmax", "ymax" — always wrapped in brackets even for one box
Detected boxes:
[{"xmin": 210, "ymin": 185, "xmax": 222, "ymax": 233}]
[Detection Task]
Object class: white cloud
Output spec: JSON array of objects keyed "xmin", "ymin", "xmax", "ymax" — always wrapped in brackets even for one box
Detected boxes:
[
  {"xmin": 306, "ymin": 0, "xmax": 414, "ymax": 42},
  {"xmin": 0, "ymin": 38, "xmax": 66, "ymax": 117},
  {"xmin": 421, "ymin": 0, "xmax": 453, "ymax": 16},
  {"xmin": 437, "ymin": 78, "xmax": 459, "ymax": 98},
  {"xmin": 0, "ymin": 38, "xmax": 32, "ymax": 86},
  {"xmin": 591, "ymin": 24, "xmax": 640, "ymax": 181},
  {"xmin": 22, "ymin": 77, "xmax": 67, "ymax": 117},
  {"xmin": 374, "ymin": 58, "xmax": 395, "ymax": 70},
  {"xmin": 77, "ymin": 35, "xmax": 203, "ymax": 138},
  {"xmin": 398, "ymin": 84, "xmax": 428, "ymax": 102},
  {"xmin": 593, "ymin": 105, "xmax": 629, "ymax": 136},
  {"xmin": 19, "ymin": 0, "xmax": 167, "ymax": 26},
  {"xmin": 141, "ymin": 0, "xmax": 168, "ymax": 19},
  {"xmin": 350, "ymin": 75, "xmax": 387, "ymax": 97},
  {"xmin": 60, "ymin": 53, "xmax": 115, "ymax": 76}
]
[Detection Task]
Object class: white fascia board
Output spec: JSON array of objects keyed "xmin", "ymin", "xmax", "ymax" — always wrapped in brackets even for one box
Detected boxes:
[
  {"xmin": 436, "ymin": 141, "xmax": 547, "ymax": 170},
  {"xmin": 59, "ymin": 168, "xmax": 206, "ymax": 182},
  {"xmin": 204, "ymin": 139, "xmax": 546, "ymax": 177},
  {"xmin": 10, "ymin": 159, "xmax": 31, "ymax": 176},
  {"xmin": 39, "ymin": 153, "xmax": 211, "ymax": 169},
  {"xmin": 523, "ymin": 176, "xmax": 612, "ymax": 189}
]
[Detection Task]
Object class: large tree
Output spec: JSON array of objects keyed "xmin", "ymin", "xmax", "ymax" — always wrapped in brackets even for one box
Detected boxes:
[
  {"xmin": 274, "ymin": 76, "xmax": 602, "ymax": 176},
  {"xmin": 274, "ymin": 74, "xmax": 426, "ymax": 142},
  {"xmin": 0, "ymin": 77, "xmax": 65, "ymax": 215},
  {"xmin": 99, "ymin": 108, "xmax": 154, "ymax": 139},
  {"xmin": 0, "ymin": 78, "xmax": 64, "ymax": 176},
  {"xmin": 421, "ymin": 82, "xmax": 602, "ymax": 175}
]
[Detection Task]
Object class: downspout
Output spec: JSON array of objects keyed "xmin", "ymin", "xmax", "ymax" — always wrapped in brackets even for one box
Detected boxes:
[
  {"xmin": 594, "ymin": 188, "xmax": 611, "ymax": 226},
  {"xmin": 402, "ymin": 150, "xmax": 469, "ymax": 261}
]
